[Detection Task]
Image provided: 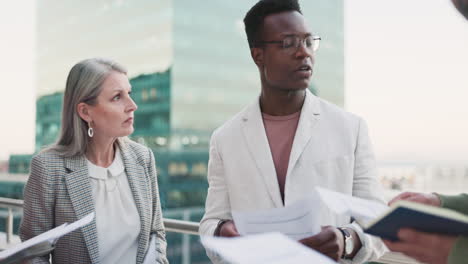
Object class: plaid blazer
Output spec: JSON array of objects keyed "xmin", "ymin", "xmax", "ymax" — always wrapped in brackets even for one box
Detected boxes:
[{"xmin": 19, "ymin": 139, "xmax": 169, "ymax": 264}]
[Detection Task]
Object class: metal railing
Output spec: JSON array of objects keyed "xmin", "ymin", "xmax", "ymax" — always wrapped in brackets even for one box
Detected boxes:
[
  {"xmin": 0, "ymin": 197, "xmax": 199, "ymax": 245},
  {"xmin": 0, "ymin": 197, "xmax": 421, "ymax": 264},
  {"xmin": 164, "ymin": 218, "xmax": 199, "ymax": 235},
  {"xmin": 0, "ymin": 197, "xmax": 23, "ymax": 245}
]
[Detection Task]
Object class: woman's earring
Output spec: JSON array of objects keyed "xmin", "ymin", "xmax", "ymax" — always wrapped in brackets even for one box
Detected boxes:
[{"xmin": 88, "ymin": 122, "xmax": 94, "ymax": 138}]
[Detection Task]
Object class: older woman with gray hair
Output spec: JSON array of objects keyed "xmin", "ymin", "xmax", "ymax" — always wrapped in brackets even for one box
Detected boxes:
[{"xmin": 20, "ymin": 58, "xmax": 168, "ymax": 264}]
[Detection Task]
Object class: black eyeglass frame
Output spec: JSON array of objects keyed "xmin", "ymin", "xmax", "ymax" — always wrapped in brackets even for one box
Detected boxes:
[{"xmin": 254, "ymin": 35, "xmax": 322, "ymax": 52}]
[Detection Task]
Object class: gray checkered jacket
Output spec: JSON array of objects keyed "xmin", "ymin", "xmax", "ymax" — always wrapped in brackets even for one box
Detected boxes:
[{"xmin": 19, "ymin": 139, "xmax": 169, "ymax": 264}]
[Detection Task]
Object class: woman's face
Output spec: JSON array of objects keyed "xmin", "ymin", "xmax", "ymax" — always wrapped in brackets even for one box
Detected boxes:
[{"xmin": 87, "ymin": 71, "xmax": 137, "ymax": 139}]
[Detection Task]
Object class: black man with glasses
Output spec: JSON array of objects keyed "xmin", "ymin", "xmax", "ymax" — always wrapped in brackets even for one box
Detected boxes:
[{"xmin": 200, "ymin": 0, "xmax": 387, "ymax": 263}]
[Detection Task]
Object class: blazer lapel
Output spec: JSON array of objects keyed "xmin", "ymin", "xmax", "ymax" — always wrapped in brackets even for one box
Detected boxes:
[
  {"xmin": 119, "ymin": 142, "xmax": 151, "ymax": 264},
  {"xmin": 285, "ymin": 90, "xmax": 321, "ymax": 181},
  {"xmin": 241, "ymin": 99, "xmax": 283, "ymax": 208},
  {"xmin": 64, "ymin": 155, "xmax": 100, "ymax": 264}
]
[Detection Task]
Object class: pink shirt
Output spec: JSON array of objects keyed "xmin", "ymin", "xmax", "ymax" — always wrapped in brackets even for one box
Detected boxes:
[{"xmin": 262, "ymin": 111, "xmax": 301, "ymax": 203}]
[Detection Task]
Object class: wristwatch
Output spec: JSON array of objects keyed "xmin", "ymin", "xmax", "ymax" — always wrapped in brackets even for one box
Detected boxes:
[
  {"xmin": 338, "ymin": 227, "xmax": 354, "ymax": 259},
  {"xmin": 214, "ymin": 219, "xmax": 230, "ymax": 236}
]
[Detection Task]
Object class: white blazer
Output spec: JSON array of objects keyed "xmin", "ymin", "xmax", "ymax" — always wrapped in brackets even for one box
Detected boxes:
[{"xmin": 200, "ymin": 90, "xmax": 387, "ymax": 263}]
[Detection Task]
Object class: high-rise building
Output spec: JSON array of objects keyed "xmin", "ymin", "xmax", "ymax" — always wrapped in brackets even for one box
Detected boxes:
[
  {"xmin": 35, "ymin": 92, "xmax": 63, "ymax": 150},
  {"xmin": 301, "ymin": 0, "xmax": 344, "ymax": 106},
  {"xmin": 7, "ymin": 155, "xmax": 33, "ymax": 174},
  {"xmin": 130, "ymin": 70, "xmax": 171, "ymax": 142}
]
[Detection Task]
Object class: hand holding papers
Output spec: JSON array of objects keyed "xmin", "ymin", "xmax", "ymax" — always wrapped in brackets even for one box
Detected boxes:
[
  {"xmin": 232, "ymin": 196, "xmax": 321, "ymax": 240},
  {"xmin": 231, "ymin": 187, "xmax": 389, "ymax": 241},
  {"xmin": 201, "ymin": 232, "xmax": 337, "ymax": 264},
  {"xmin": 0, "ymin": 212, "xmax": 94, "ymax": 263}
]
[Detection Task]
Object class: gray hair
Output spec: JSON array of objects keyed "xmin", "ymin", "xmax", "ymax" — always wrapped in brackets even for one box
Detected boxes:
[{"xmin": 47, "ymin": 58, "xmax": 127, "ymax": 157}]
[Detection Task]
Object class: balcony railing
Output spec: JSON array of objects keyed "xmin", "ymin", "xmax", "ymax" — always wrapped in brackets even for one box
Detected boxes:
[
  {"xmin": 0, "ymin": 197, "xmax": 199, "ymax": 244},
  {"xmin": 0, "ymin": 197, "xmax": 23, "ymax": 245},
  {"xmin": 0, "ymin": 197, "xmax": 420, "ymax": 264}
]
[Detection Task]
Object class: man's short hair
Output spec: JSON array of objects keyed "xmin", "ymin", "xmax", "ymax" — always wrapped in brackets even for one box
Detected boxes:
[{"xmin": 243, "ymin": 0, "xmax": 303, "ymax": 49}]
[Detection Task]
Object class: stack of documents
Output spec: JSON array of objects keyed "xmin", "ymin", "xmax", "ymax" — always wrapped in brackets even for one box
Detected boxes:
[
  {"xmin": 230, "ymin": 187, "xmax": 391, "ymax": 241},
  {"xmin": 232, "ymin": 196, "xmax": 322, "ymax": 240},
  {"xmin": 0, "ymin": 213, "xmax": 94, "ymax": 264},
  {"xmin": 201, "ymin": 232, "xmax": 337, "ymax": 264}
]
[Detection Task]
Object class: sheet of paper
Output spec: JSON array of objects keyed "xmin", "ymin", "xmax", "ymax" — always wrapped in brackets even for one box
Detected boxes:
[
  {"xmin": 201, "ymin": 232, "xmax": 337, "ymax": 264},
  {"xmin": 314, "ymin": 187, "xmax": 388, "ymax": 225},
  {"xmin": 232, "ymin": 197, "xmax": 321, "ymax": 240},
  {"xmin": 0, "ymin": 212, "xmax": 94, "ymax": 259},
  {"xmin": 56, "ymin": 212, "xmax": 95, "ymax": 241}
]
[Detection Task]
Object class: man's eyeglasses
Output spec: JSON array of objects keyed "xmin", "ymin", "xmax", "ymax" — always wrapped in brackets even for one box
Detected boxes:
[{"xmin": 255, "ymin": 35, "xmax": 321, "ymax": 54}]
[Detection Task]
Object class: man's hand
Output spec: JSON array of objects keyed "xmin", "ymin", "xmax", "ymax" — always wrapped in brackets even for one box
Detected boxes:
[
  {"xmin": 218, "ymin": 220, "xmax": 240, "ymax": 237},
  {"xmin": 384, "ymin": 228, "xmax": 457, "ymax": 264},
  {"xmin": 388, "ymin": 192, "xmax": 441, "ymax": 207},
  {"xmin": 299, "ymin": 226, "xmax": 344, "ymax": 261}
]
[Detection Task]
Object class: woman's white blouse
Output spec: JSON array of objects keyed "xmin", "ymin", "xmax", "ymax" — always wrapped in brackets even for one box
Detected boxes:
[{"xmin": 87, "ymin": 149, "xmax": 141, "ymax": 264}]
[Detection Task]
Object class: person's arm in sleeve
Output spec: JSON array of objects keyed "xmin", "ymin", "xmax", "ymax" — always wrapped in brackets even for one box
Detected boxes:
[
  {"xmin": 342, "ymin": 118, "xmax": 388, "ymax": 264},
  {"xmin": 438, "ymin": 193, "xmax": 468, "ymax": 215},
  {"xmin": 199, "ymin": 130, "xmax": 232, "ymax": 236},
  {"xmin": 448, "ymin": 236, "xmax": 468, "ymax": 264},
  {"xmin": 199, "ymin": 131, "xmax": 235, "ymax": 264},
  {"xmin": 437, "ymin": 193, "xmax": 468, "ymax": 264},
  {"xmin": 19, "ymin": 155, "xmax": 54, "ymax": 264},
  {"xmin": 147, "ymin": 148, "xmax": 168, "ymax": 264}
]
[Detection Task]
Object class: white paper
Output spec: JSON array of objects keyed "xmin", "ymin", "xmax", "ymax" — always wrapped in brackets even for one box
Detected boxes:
[
  {"xmin": 314, "ymin": 187, "xmax": 388, "ymax": 225},
  {"xmin": 232, "ymin": 197, "xmax": 321, "ymax": 240},
  {"xmin": 201, "ymin": 232, "xmax": 337, "ymax": 264},
  {"xmin": 0, "ymin": 212, "xmax": 95, "ymax": 259}
]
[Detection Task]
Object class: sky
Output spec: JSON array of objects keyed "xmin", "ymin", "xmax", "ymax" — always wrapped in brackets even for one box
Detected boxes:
[
  {"xmin": 345, "ymin": 0, "xmax": 468, "ymax": 163},
  {"xmin": 0, "ymin": 0, "xmax": 467, "ymax": 163},
  {"xmin": 0, "ymin": 1, "xmax": 36, "ymax": 160}
]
